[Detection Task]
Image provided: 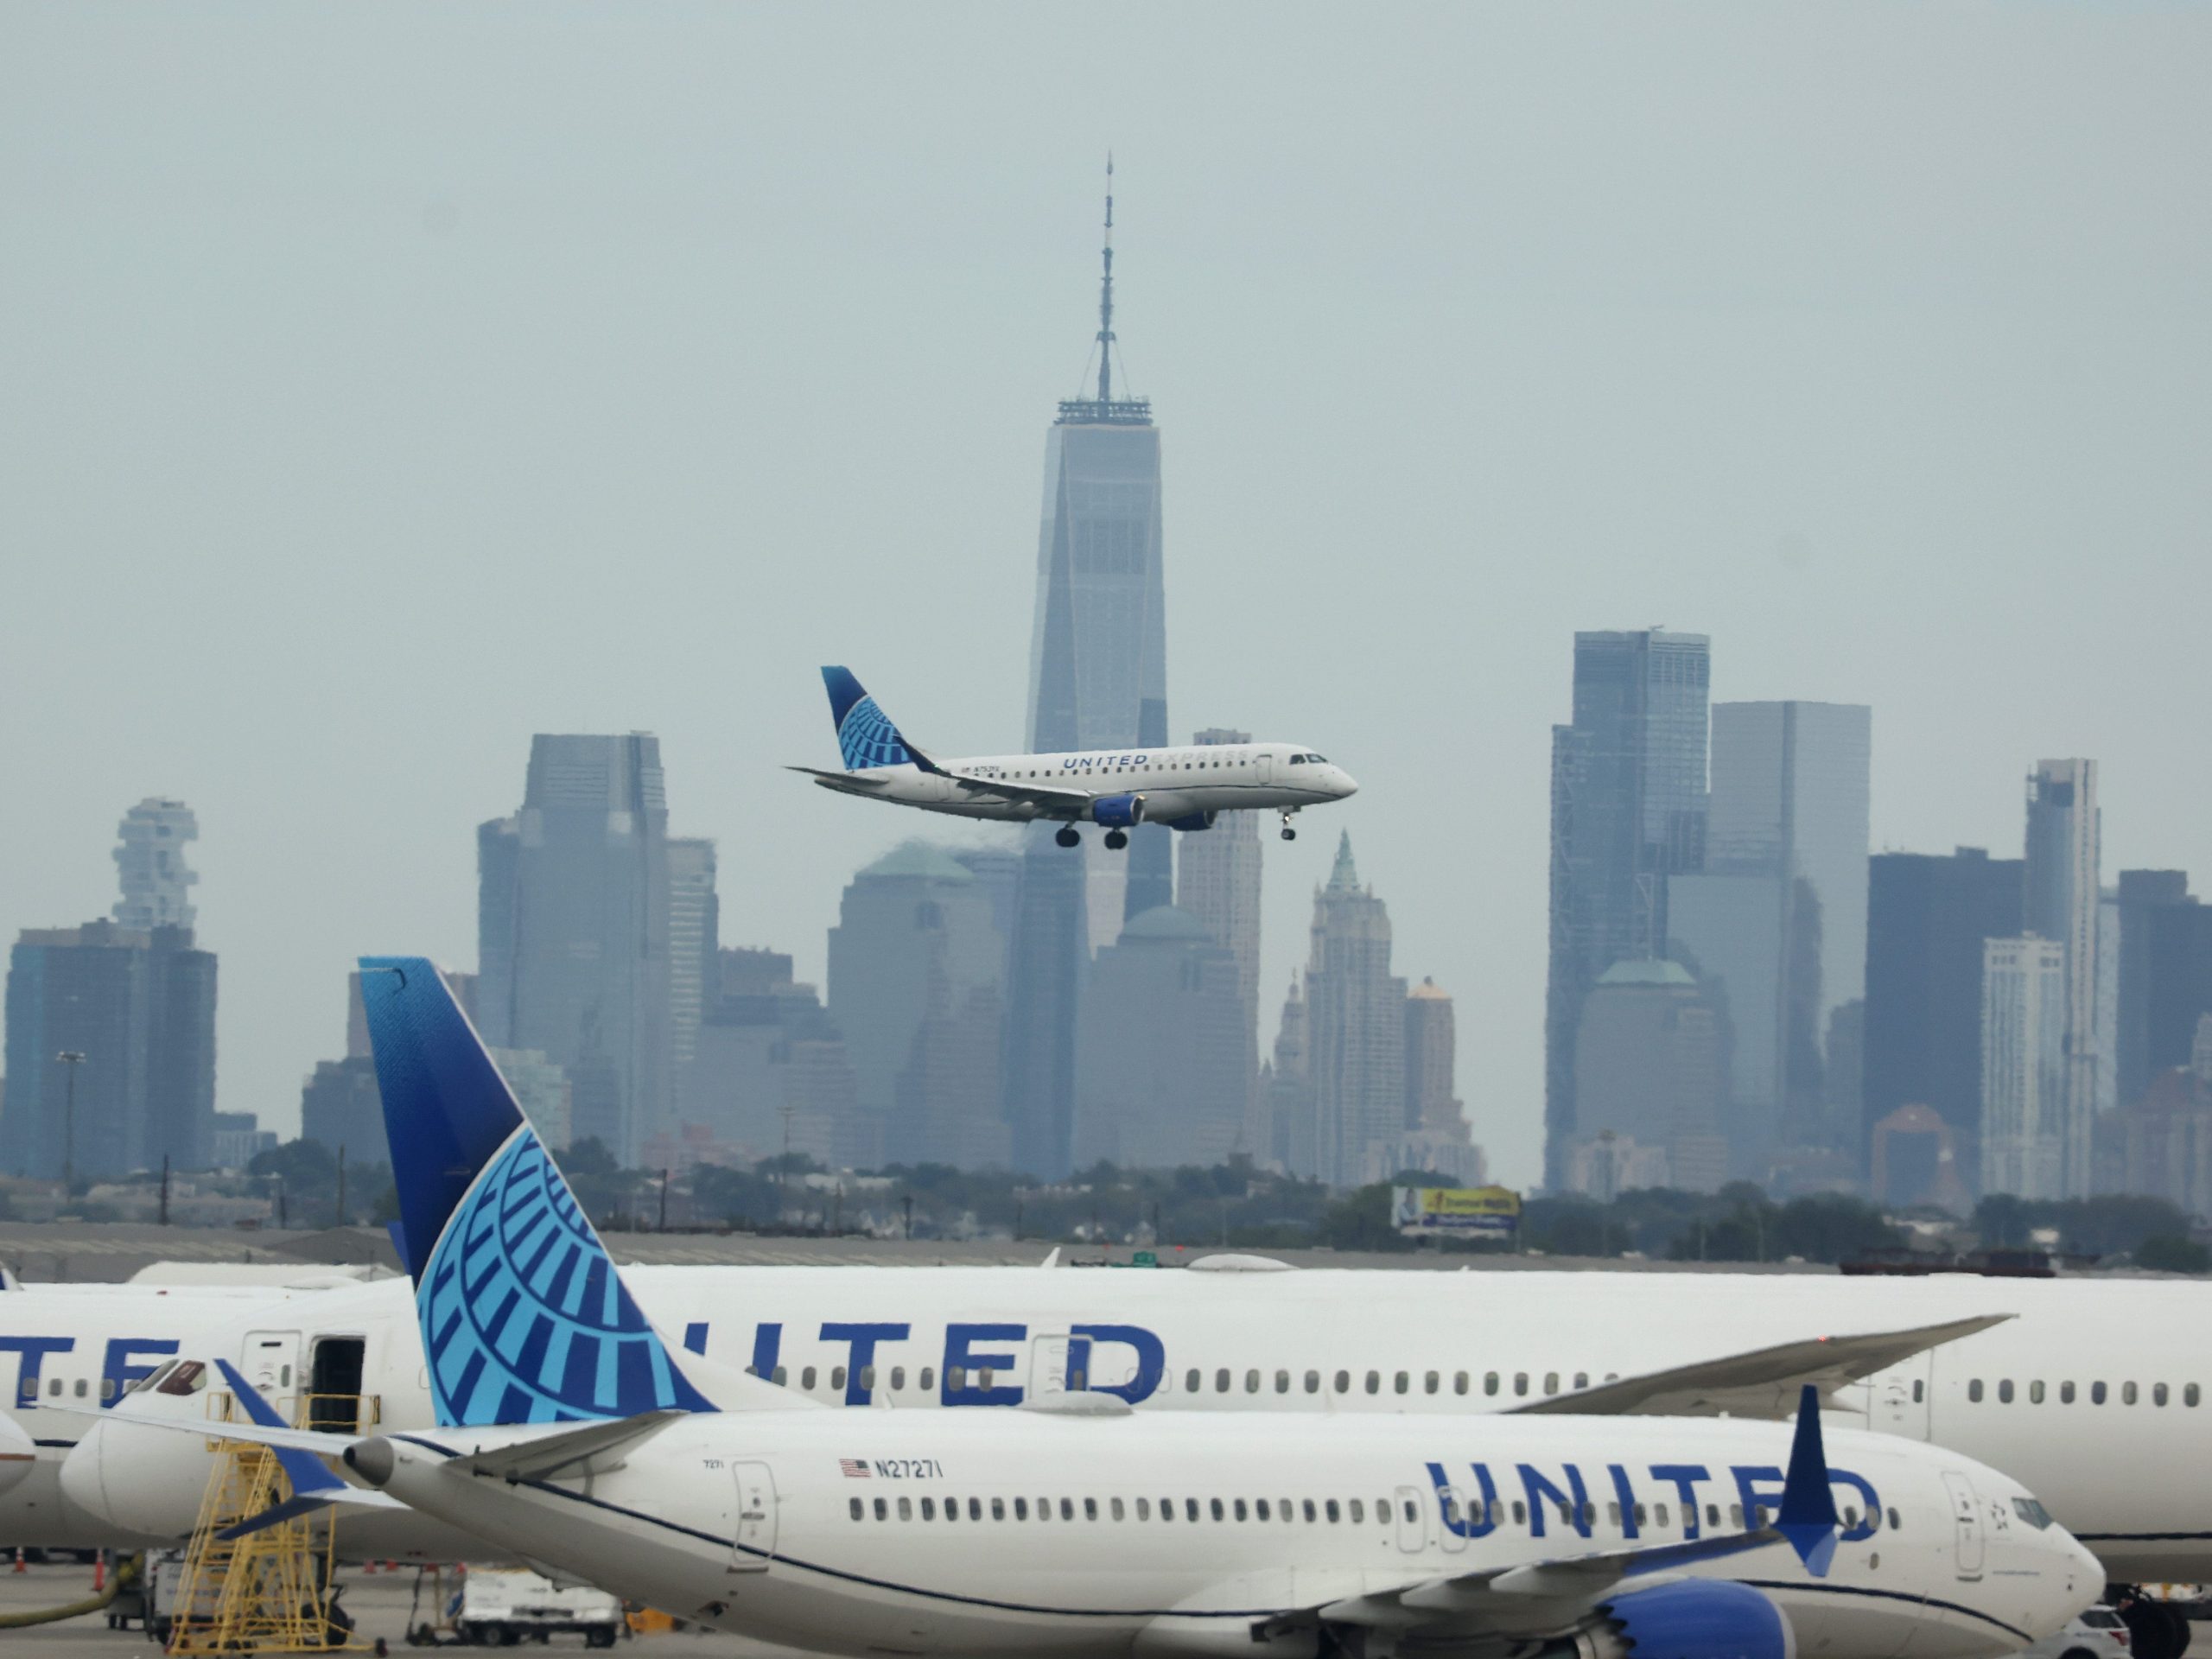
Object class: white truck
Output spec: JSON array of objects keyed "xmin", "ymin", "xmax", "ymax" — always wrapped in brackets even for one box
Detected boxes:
[{"xmin": 450, "ymin": 1567, "xmax": 621, "ymax": 1648}]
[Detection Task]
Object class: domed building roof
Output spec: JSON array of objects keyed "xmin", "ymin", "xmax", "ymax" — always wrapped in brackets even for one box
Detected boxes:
[
  {"xmin": 1119, "ymin": 904, "xmax": 1211, "ymax": 943},
  {"xmin": 1593, "ymin": 958, "xmax": 1695, "ymax": 988},
  {"xmin": 858, "ymin": 842, "xmax": 975, "ymax": 882}
]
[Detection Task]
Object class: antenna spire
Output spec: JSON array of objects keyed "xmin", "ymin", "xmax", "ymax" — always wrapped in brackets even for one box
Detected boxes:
[{"xmin": 1096, "ymin": 154, "xmax": 1115, "ymax": 404}]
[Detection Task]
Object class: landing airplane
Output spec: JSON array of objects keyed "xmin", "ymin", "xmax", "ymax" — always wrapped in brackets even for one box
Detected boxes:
[
  {"xmin": 789, "ymin": 667, "xmax": 1357, "ymax": 845},
  {"xmin": 91, "ymin": 959, "xmax": 2095, "ymax": 1659}
]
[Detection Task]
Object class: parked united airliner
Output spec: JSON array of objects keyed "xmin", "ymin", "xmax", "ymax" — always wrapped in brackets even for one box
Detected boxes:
[
  {"xmin": 791, "ymin": 667, "xmax": 1356, "ymax": 844},
  {"xmin": 92, "ymin": 957, "xmax": 2094, "ymax": 1659}
]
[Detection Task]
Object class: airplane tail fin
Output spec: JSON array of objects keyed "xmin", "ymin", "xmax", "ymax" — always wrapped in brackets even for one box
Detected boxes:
[
  {"xmin": 357, "ymin": 957, "xmax": 716, "ymax": 1427},
  {"xmin": 821, "ymin": 666, "xmax": 917, "ymax": 771}
]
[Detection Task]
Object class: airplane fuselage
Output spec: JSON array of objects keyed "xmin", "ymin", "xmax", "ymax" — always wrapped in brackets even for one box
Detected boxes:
[{"xmin": 812, "ymin": 741, "xmax": 1356, "ymax": 827}]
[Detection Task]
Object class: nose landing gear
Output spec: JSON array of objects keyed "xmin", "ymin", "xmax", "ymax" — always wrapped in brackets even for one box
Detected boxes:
[
  {"xmin": 1280, "ymin": 810, "xmax": 1299, "ymax": 842},
  {"xmin": 1055, "ymin": 825, "xmax": 1081, "ymax": 849}
]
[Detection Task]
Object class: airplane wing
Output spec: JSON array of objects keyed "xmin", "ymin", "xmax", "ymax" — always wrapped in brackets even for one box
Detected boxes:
[
  {"xmin": 1268, "ymin": 1387, "xmax": 1841, "ymax": 1648},
  {"xmin": 452, "ymin": 1411, "xmax": 688, "ymax": 1481},
  {"xmin": 901, "ymin": 738, "xmax": 1098, "ymax": 810},
  {"xmin": 1504, "ymin": 1313, "xmax": 2012, "ymax": 1420}
]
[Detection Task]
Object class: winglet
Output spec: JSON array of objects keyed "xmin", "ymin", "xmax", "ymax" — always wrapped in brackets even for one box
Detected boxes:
[
  {"xmin": 1775, "ymin": 1382, "xmax": 1840, "ymax": 1576},
  {"xmin": 214, "ymin": 1358, "xmax": 344, "ymax": 1502}
]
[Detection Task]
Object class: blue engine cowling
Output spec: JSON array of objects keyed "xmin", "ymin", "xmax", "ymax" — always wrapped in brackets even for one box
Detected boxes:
[
  {"xmin": 1162, "ymin": 810, "xmax": 1217, "ymax": 832},
  {"xmin": 1592, "ymin": 1580, "xmax": 1796, "ymax": 1659},
  {"xmin": 1092, "ymin": 793, "xmax": 1147, "ymax": 829}
]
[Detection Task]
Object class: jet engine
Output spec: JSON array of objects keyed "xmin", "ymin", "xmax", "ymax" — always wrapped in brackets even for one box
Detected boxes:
[
  {"xmin": 1571, "ymin": 1580, "xmax": 1796, "ymax": 1659},
  {"xmin": 1163, "ymin": 810, "xmax": 1217, "ymax": 832},
  {"xmin": 1092, "ymin": 793, "xmax": 1147, "ymax": 829}
]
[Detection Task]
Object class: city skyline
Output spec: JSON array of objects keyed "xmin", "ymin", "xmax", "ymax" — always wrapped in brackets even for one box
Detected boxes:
[{"xmin": 5, "ymin": 8, "xmax": 2211, "ymax": 1189}]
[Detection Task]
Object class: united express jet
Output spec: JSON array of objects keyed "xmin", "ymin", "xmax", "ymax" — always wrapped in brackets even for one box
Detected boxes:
[{"xmin": 791, "ymin": 668, "xmax": 1357, "ymax": 845}]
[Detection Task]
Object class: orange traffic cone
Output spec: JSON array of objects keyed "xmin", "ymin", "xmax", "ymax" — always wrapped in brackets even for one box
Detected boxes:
[
  {"xmin": 10, "ymin": 1548, "xmax": 24, "ymax": 1573},
  {"xmin": 92, "ymin": 1552, "xmax": 105, "ymax": 1592},
  {"xmin": 363, "ymin": 1560, "xmax": 378, "ymax": 1575}
]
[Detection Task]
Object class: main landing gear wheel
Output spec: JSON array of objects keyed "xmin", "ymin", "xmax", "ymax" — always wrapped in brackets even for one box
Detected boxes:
[
  {"xmin": 1055, "ymin": 825, "xmax": 1080, "ymax": 849},
  {"xmin": 2115, "ymin": 1592, "xmax": 2191, "ymax": 1659},
  {"xmin": 1103, "ymin": 829, "xmax": 1129, "ymax": 850}
]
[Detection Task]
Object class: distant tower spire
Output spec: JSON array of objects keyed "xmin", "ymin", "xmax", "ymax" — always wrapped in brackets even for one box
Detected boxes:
[{"xmin": 1096, "ymin": 154, "xmax": 1116, "ymax": 404}]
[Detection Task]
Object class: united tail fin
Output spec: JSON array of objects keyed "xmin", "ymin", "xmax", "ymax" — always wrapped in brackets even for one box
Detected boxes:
[
  {"xmin": 821, "ymin": 666, "xmax": 917, "ymax": 771},
  {"xmin": 357, "ymin": 957, "xmax": 715, "ymax": 1427}
]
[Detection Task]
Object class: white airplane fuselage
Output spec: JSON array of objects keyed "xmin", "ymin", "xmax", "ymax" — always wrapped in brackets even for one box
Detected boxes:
[
  {"xmin": 32, "ymin": 1264, "xmax": 2212, "ymax": 1580},
  {"xmin": 811, "ymin": 741, "xmax": 1356, "ymax": 827},
  {"xmin": 361, "ymin": 1405, "xmax": 2092, "ymax": 1659}
]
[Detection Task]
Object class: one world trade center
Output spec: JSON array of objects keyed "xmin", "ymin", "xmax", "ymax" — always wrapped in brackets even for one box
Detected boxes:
[{"xmin": 1005, "ymin": 167, "xmax": 1173, "ymax": 1176}]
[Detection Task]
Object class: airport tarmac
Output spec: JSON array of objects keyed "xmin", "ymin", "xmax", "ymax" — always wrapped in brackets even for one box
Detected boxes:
[
  {"xmin": 0, "ymin": 1559, "xmax": 809, "ymax": 1656},
  {"xmin": 1, "ymin": 1559, "xmax": 2201, "ymax": 1659}
]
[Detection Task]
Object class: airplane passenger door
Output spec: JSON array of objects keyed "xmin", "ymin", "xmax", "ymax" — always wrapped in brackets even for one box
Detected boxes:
[
  {"xmin": 239, "ymin": 1331, "xmax": 302, "ymax": 1420},
  {"xmin": 1873, "ymin": 1357, "xmax": 1932, "ymax": 1440},
  {"xmin": 1029, "ymin": 1334, "xmax": 1071, "ymax": 1399},
  {"xmin": 1394, "ymin": 1485, "xmax": 1426, "ymax": 1554},
  {"xmin": 1436, "ymin": 1488, "xmax": 1467, "ymax": 1555},
  {"xmin": 1941, "ymin": 1471, "xmax": 1985, "ymax": 1580},
  {"xmin": 728, "ymin": 1462, "xmax": 777, "ymax": 1573},
  {"xmin": 1256, "ymin": 755, "xmax": 1274, "ymax": 788}
]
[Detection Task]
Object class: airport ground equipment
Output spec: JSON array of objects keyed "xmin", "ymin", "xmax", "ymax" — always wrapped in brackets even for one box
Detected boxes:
[
  {"xmin": 452, "ymin": 1567, "xmax": 621, "ymax": 1648},
  {"xmin": 165, "ymin": 1389, "xmax": 365, "ymax": 1652}
]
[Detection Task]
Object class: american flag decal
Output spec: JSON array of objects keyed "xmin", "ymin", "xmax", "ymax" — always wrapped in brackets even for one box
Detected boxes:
[{"xmin": 839, "ymin": 1459, "xmax": 870, "ymax": 1478}]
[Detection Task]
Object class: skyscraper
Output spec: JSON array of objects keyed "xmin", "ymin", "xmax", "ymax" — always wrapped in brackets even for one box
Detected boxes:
[
  {"xmin": 1980, "ymin": 935, "xmax": 2068, "ymax": 1198},
  {"xmin": 477, "ymin": 734, "xmax": 674, "ymax": 1165},
  {"xmin": 1175, "ymin": 727, "xmax": 1262, "ymax": 1129},
  {"xmin": 1567, "ymin": 960, "xmax": 1728, "ymax": 1194},
  {"xmin": 827, "ymin": 843, "xmax": 1008, "ymax": 1169},
  {"xmin": 1862, "ymin": 848, "xmax": 2023, "ymax": 1171},
  {"xmin": 667, "ymin": 836, "xmax": 719, "ymax": 1088},
  {"xmin": 2113, "ymin": 872, "xmax": 2212, "ymax": 1109},
  {"xmin": 1005, "ymin": 170, "xmax": 1172, "ymax": 1176},
  {"xmin": 1298, "ymin": 834, "xmax": 1407, "ymax": 1187},
  {"xmin": 4, "ymin": 920, "xmax": 217, "ymax": 1179},
  {"xmin": 112, "ymin": 798, "xmax": 199, "ymax": 931},
  {"xmin": 1072, "ymin": 906, "xmax": 1249, "ymax": 1171},
  {"xmin": 2024, "ymin": 759, "xmax": 2101, "ymax": 1196},
  {"xmin": 1399, "ymin": 978, "xmax": 1483, "ymax": 1183},
  {"xmin": 1545, "ymin": 629, "xmax": 1712, "ymax": 1187},
  {"xmin": 1668, "ymin": 700, "xmax": 1870, "ymax": 1165}
]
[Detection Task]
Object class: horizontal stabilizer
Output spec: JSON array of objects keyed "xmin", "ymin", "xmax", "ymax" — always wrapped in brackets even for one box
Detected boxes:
[
  {"xmin": 1507, "ymin": 1313, "xmax": 2012, "ymax": 1420},
  {"xmin": 785, "ymin": 766, "xmax": 893, "ymax": 788},
  {"xmin": 453, "ymin": 1410, "xmax": 686, "ymax": 1481},
  {"xmin": 218, "ymin": 1485, "xmax": 405, "ymax": 1540}
]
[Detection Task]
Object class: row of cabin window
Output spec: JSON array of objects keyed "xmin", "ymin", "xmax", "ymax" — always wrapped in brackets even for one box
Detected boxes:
[
  {"xmin": 845, "ymin": 1492, "xmax": 1901, "ymax": 1535},
  {"xmin": 1964, "ymin": 1378, "xmax": 2201, "ymax": 1408},
  {"xmin": 760, "ymin": 1363, "xmax": 1623, "ymax": 1399},
  {"xmin": 1006, "ymin": 760, "xmax": 1245, "ymax": 779},
  {"xmin": 23, "ymin": 1374, "xmax": 122, "ymax": 1402}
]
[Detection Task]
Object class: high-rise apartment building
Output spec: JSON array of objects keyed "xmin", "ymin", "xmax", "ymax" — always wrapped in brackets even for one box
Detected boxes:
[
  {"xmin": 4, "ymin": 921, "xmax": 217, "ymax": 1179},
  {"xmin": 1006, "ymin": 175, "xmax": 1173, "ymax": 1176},
  {"xmin": 2024, "ymin": 760, "xmax": 2101, "ymax": 1196},
  {"xmin": 1861, "ymin": 848, "xmax": 2024, "ymax": 1173},
  {"xmin": 1980, "ymin": 935, "xmax": 2068, "ymax": 1198},
  {"xmin": 1072, "ymin": 906, "xmax": 1249, "ymax": 1171},
  {"xmin": 1668, "ymin": 701, "xmax": 1869, "ymax": 1166},
  {"xmin": 112, "ymin": 799, "xmax": 199, "ymax": 931},
  {"xmin": 1567, "ymin": 960, "xmax": 1728, "ymax": 1194},
  {"xmin": 828, "ymin": 844, "xmax": 1009, "ymax": 1169},
  {"xmin": 1297, "ymin": 835, "xmax": 1408, "ymax": 1186},
  {"xmin": 667, "ymin": 837, "xmax": 719, "ymax": 1085},
  {"xmin": 477, "ymin": 734, "xmax": 675, "ymax": 1166},
  {"xmin": 1545, "ymin": 629, "xmax": 1712, "ymax": 1186}
]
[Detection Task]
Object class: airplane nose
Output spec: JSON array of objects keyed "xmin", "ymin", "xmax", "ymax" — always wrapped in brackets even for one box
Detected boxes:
[
  {"xmin": 1335, "ymin": 769, "xmax": 1359, "ymax": 798},
  {"xmin": 57, "ymin": 1422, "xmax": 110, "ymax": 1517},
  {"xmin": 60, "ymin": 1404, "xmax": 218, "ymax": 1536}
]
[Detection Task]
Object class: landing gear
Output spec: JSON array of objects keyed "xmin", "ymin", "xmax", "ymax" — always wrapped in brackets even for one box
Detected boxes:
[
  {"xmin": 1054, "ymin": 825, "xmax": 1080, "ymax": 849},
  {"xmin": 1280, "ymin": 810, "xmax": 1299, "ymax": 842},
  {"xmin": 1103, "ymin": 829, "xmax": 1128, "ymax": 850}
]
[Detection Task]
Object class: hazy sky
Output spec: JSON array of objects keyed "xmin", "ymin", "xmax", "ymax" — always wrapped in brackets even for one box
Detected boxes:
[{"xmin": 3, "ymin": 3, "xmax": 2208, "ymax": 1187}]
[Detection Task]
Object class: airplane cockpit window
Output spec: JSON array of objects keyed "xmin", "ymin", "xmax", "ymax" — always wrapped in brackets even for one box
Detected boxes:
[{"xmin": 1309, "ymin": 753, "xmax": 1328, "ymax": 763}]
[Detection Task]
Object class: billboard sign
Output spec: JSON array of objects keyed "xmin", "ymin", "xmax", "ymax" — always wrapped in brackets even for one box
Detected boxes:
[{"xmin": 1392, "ymin": 1184, "xmax": 1520, "ymax": 1240}]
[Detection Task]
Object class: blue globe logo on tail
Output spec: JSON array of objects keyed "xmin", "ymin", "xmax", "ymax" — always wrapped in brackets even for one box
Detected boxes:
[
  {"xmin": 358, "ymin": 957, "xmax": 714, "ymax": 1427},
  {"xmin": 822, "ymin": 666, "xmax": 915, "ymax": 771}
]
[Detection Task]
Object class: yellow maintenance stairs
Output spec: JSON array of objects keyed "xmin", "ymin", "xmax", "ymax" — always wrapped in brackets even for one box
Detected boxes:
[{"xmin": 163, "ymin": 1389, "xmax": 379, "ymax": 1654}]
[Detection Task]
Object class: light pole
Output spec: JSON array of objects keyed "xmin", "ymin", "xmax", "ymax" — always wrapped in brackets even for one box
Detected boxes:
[{"xmin": 54, "ymin": 1052, "xmax": 85, "ymax": 1192}]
